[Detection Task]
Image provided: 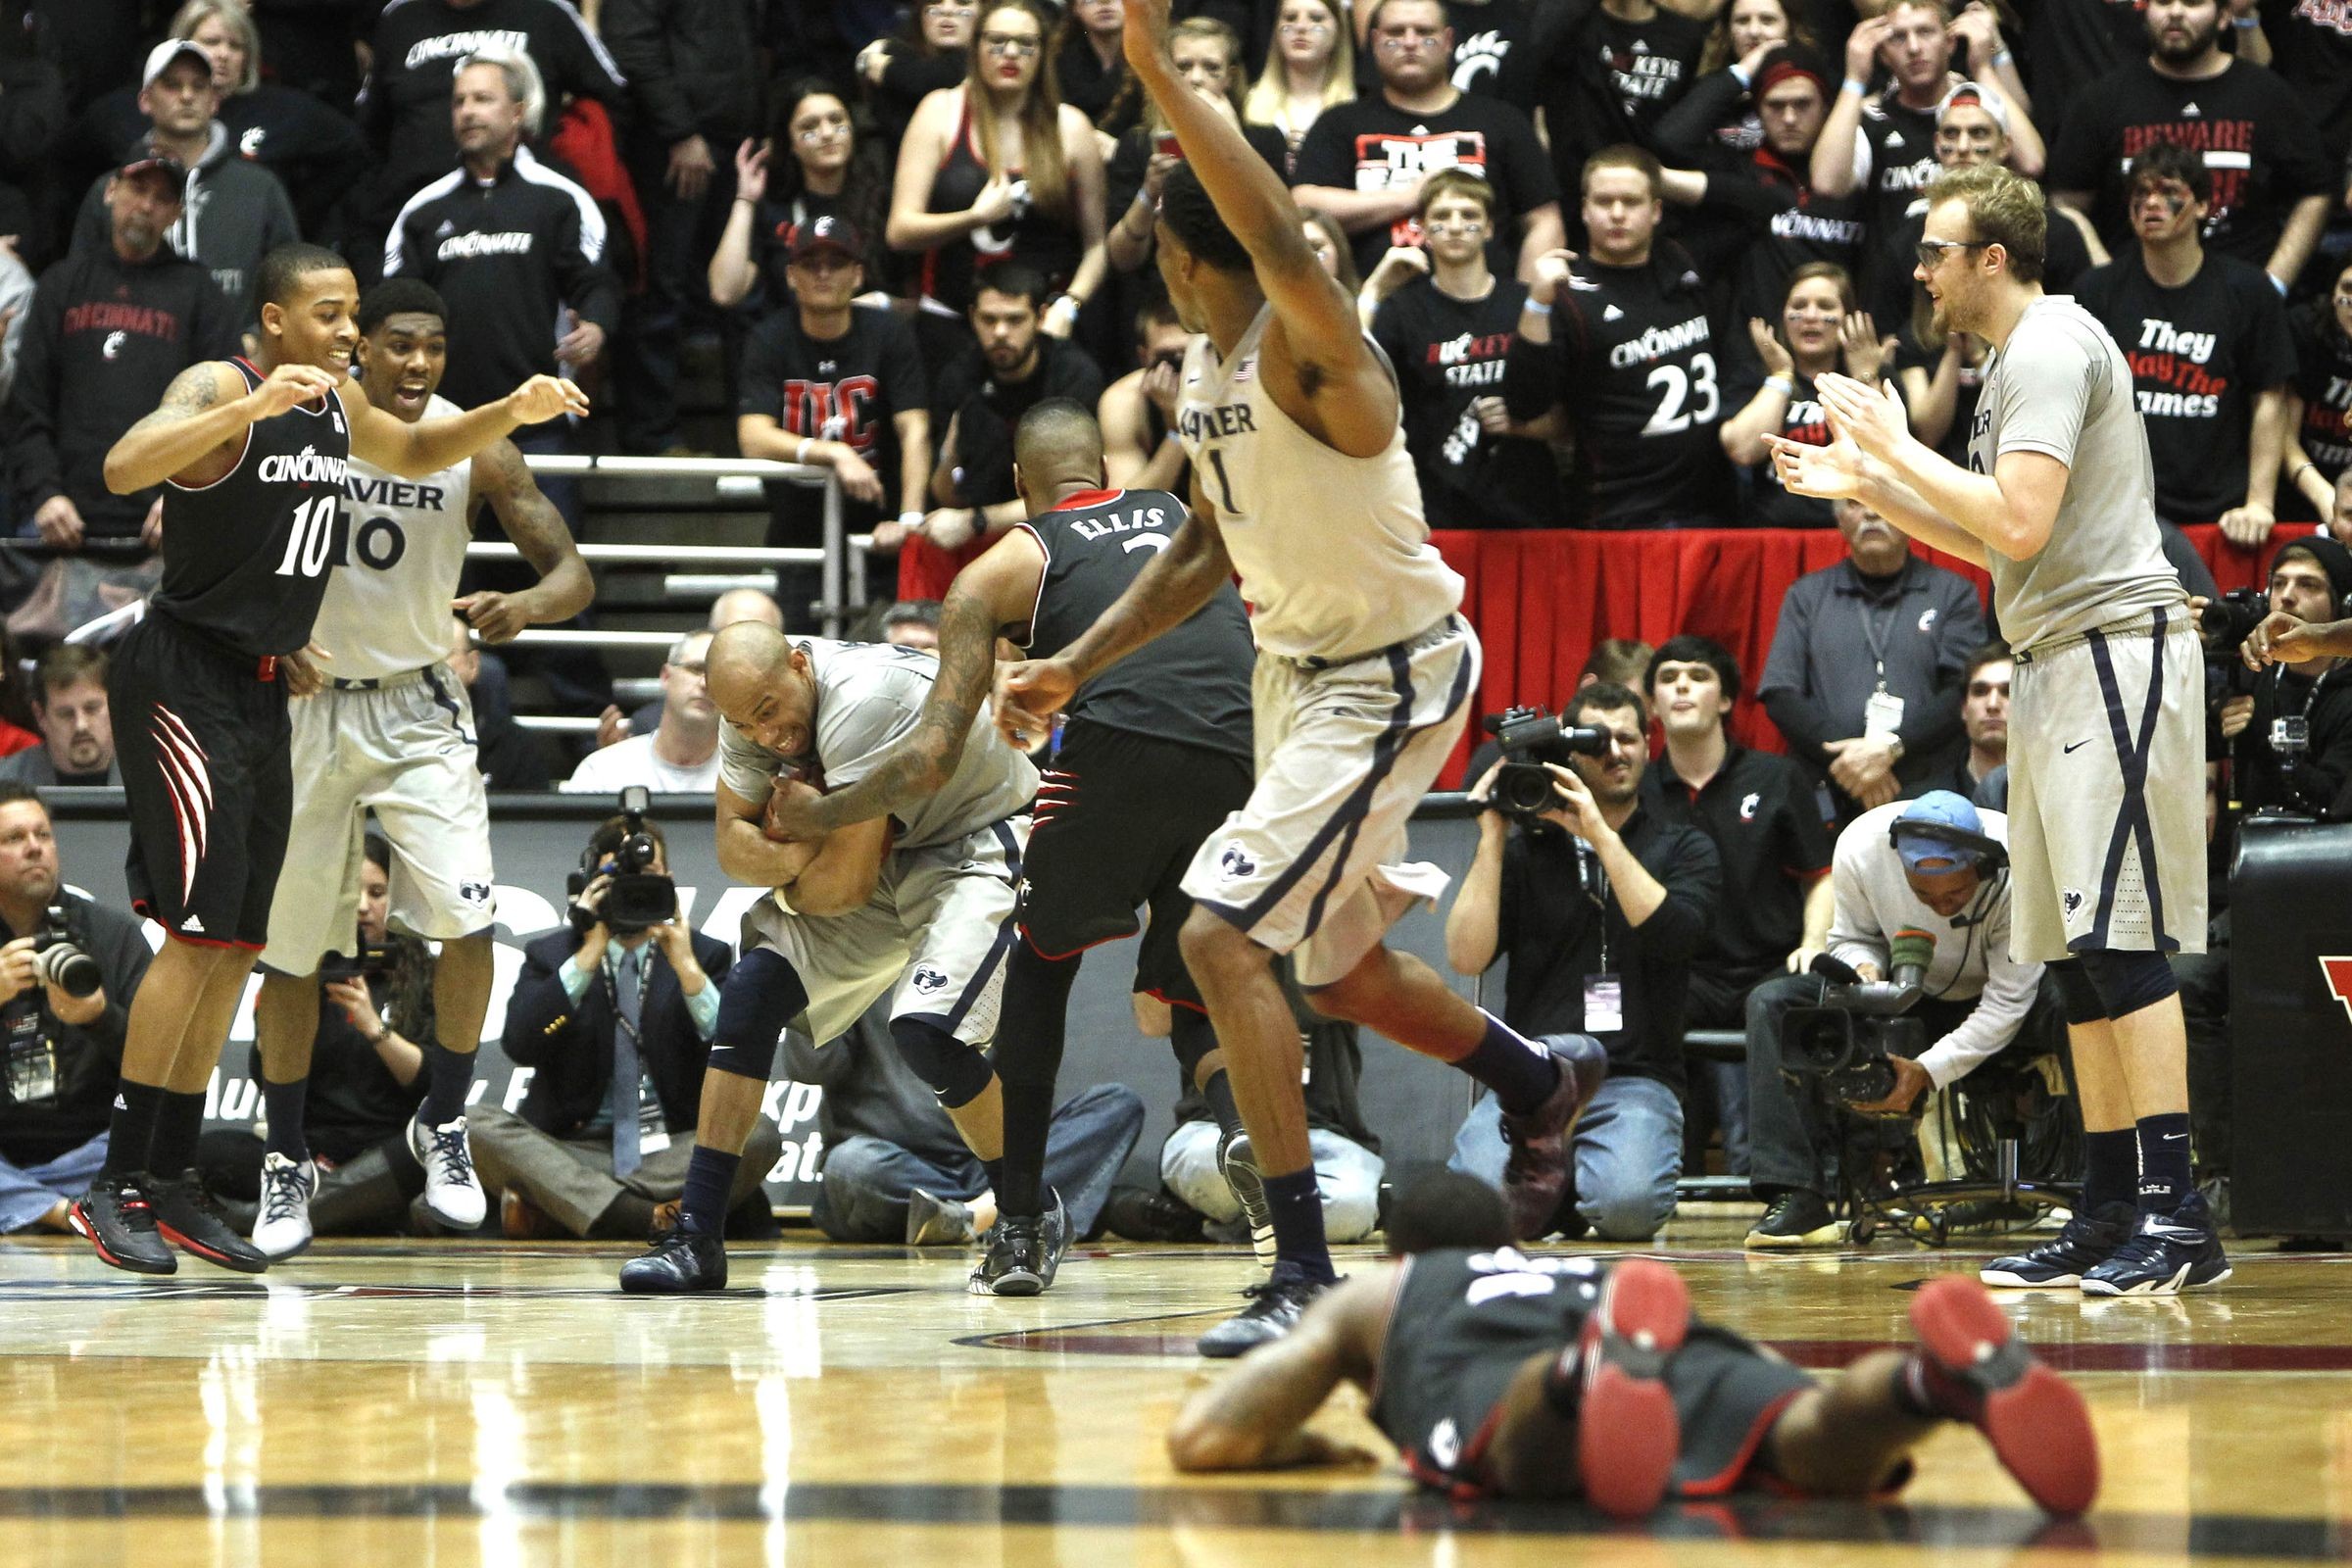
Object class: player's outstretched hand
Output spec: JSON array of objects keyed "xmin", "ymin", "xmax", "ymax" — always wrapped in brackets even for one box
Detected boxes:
[
  {"xmin": 280, "ymin": 641, "xmax": 332, "ymax": 699},
  {"xmin": 1765, "ymin": 430, "xmax": 1869, "ymax": 501},
  {"xmin": 1813, "ymin": 371, "xmax": 1908, "ymax": 459},
  {"xmin": 2245, "ymin": 609, "xmax": 2322, "ymax": 669},
  {"xmin": 505, "ymin": 375, "xmax": 591, "ymax": 426},
  {"xmin": 995, "ymin": 659, "xmax": 1078, "ymax": 752},
  {"xmin": 247, "ymin": 363, "xmax": 341, "ymax": 419}
]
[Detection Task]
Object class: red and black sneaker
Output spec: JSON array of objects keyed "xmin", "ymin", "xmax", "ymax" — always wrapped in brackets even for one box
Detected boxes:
[
  {"xmin": 68, "ymin": 1173, "xmax": 177, "ymax": 1276},
  {"xmin": 1570, "ymin": 1256, "xmax": 1690, "ymax": 1518},
  {"xmin": 1909, "ymin": 1274, "xmax": 2100, "ymax": 1516},
  {"xmin": 1498, "ymin": 1035, "xmax": 1608, "ymax": 1241},
  {"xmin": 146, "ymin": 1170, "xmax": 270, "ymax": 1274}
]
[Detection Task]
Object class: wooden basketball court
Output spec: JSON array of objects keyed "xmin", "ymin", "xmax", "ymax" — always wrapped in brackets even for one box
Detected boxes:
[{"xmin": 4, "ymin": 1214, "xmax": 2346, "ymax": 1566}]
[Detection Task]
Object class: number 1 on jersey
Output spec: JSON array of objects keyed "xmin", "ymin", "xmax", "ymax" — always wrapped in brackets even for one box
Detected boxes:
[
  {"xmin": 274, "ymin": 494, "xmax": 338, "ymax": 579},
  {"xmin": 1206, "ymin": 448, "xmax": 1241, "ymax": 514}
]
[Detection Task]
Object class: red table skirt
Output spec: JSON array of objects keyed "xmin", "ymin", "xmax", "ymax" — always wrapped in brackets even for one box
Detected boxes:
[{"xmin": 895, "ymin": 521, "xmax": 2309, "ymax": 783}]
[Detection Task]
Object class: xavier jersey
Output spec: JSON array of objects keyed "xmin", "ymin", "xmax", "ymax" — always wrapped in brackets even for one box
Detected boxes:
[
  {"xmin": 1015, "ymin": 486, "xmax": 1253, "ymax": 760},
  {"xmin": 155, "ymin": 357, "xmax": 351, "ymax": 659},
  {"xmin": 1175, "ymin": 304, "xmax": 1463, "ymax": 662},
  {"xmin": 717, "ymin": 639, "xmax": 1038, "ymax": 854},
  {"xmin": 323, "ymin": 392, "xmax": 475, "ymax": 679}
]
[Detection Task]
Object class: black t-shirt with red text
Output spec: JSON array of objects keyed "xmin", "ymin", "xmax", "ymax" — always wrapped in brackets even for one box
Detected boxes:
[
  {"xmin": 2076, "ymin": 253, "xmax": 2298, "ymax": 522},
  {"xmin": 2290, "ymin": 305, "xmax": 2352, "ymax": 492},
  {"xmin": 736, "ymin": 303, "xmax": 928, "ymax": 537},
  {"xmin": 2046, "ymin": 58, "xmax": 2335, "ymax": 270},
  {"xmin": 1293, "ymin": 90, "xmax": 1558, "ymax": 280},
  {"xmin": 1500, "ymin": 248, "xmax": 1736, "ymax": 528},
  {"xmin": 1721, "ymin": 365, "xmax": 1838, "ymax": 527},
  {"xmin": 1371, "ymin": 273, "xmax": 1561, "ymax": 526}
]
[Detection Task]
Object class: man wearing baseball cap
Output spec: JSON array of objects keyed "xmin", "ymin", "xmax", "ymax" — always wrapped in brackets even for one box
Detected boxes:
[
  {"xmin": 3, "ymin": 150, "xmax": 237, "ymax": 555},
  {"xmin": 66, "ymin": 40, "xmax": 300, "ymax": 324},
  {"xmin": 1741, "ymin": 791, "xmax": 2053, "ymax": 1249},
  {"xmin": 735, "ymin": 214, "xmax": 932, "ymax": 624}
]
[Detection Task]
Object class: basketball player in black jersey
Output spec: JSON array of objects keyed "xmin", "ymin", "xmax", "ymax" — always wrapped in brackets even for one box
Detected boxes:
[
  {"xmin": 1166, "ymin": 1173, "xmax": 2099, "ymax": 1521},
  {"xmin": 760, "ymin": 399, "xmax": 1259, "ymax": 1295},
  {"xmin": 71, "ymin": 242, "xmax": 587, "ymax": 1276}
]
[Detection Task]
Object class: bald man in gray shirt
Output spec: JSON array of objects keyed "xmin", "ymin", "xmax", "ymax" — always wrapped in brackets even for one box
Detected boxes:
[{"xmin": 1767, "ymin": 163, "xmax": 2225, "ymax": 1297}]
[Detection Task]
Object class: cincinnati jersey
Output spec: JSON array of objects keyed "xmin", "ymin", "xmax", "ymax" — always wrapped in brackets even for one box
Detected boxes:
[
  {"xmin": 154, "ymin": 358, "xmax": 351, "ymax": 659},
  {"xmin": 717, "ymin": 639, "xmax": 1037, "ymax": 853},
  {"xmin": 1175, "ymin": 304, "xmax": 1463, "ymax": 661},
  {"xmin": 323, "ymin": 392, "xmax": 475, "ymax": 678},
  {"xmin": 1014, "ymin": 486, "xmax": 1252, "ymax": 759}
]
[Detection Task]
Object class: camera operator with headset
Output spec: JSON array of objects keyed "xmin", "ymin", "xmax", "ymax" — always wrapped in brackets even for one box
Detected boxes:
[
  {"xmin": 1446, "ymin": 684, "xmax": 1721, "ymax": 1243},
  {"xmin": 471, "ymin": 800, "xmax": 783, "ymax": 1242},
  {"xmin": 0, "ymin": 782, "xmax": 152, "ymax": 1235},
  {"xmin": 1742, "ymin": 793, "xmax": 2048, "ymax": 1250}
]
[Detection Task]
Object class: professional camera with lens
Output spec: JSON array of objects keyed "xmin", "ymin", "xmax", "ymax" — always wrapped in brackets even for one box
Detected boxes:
[
  {"xmin": 2199, "ymin": 586, "xmax": 2269, "ymax": 652},
  {"xmin": 318, "ymin": 929, "xmax": 396, "ymax": 984},
  {"xmin": 1779, "ymin": 933, "xmax": 1936, "ymax": 1113},
  {"xmin": 567, "ymin": 786, "xmax": 676, "ymax": 937},
  {"xmin": 1480, "ymin": 706, "xmax": 1611, "ymax": 824},
  {"xmin": 29, "ymin": 905, "xmax": 101, "ymax": 999}
]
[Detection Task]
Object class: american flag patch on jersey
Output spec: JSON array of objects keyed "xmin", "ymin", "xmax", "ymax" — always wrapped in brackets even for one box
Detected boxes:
[{"xmin": 1235, "ymin": 355, "xmax": 1255, "ymax": 383}]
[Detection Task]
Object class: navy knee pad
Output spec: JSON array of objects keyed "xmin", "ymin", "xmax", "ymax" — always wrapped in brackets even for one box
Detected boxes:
[
  {"xmin": 2075, "ymin": 948, "xmax": 2179, "ymax": 1021},
  {"xmin": 891, "ymin": 1016, "xmax": 996, "ymax": 1108},
  {"xmin": 2049, "ymin": 960, "xmax": 2106, "ymax": 1026},
  {"xmin": 706, "ymin": 948, "xmax": 809, "ymax": 1081}
]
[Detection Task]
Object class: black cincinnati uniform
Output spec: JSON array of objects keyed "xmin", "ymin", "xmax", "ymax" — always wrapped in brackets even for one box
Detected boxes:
[
  {"xmin": 111, "ymin": 358, "xmax": 351, "ymax": 947},
  {"xmin": 1371, "ymin": 1248, "xmax": 1813, "ymax": 1500},
  {"xmin": 1013, "ymin": 486, "xmax": 1253, "ymax": 1007}
]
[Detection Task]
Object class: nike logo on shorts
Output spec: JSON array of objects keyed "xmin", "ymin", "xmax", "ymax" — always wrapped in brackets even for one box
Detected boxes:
[{"xmin": 2063, "ymin": 739, "xmax": 2093, "ymax": 754}]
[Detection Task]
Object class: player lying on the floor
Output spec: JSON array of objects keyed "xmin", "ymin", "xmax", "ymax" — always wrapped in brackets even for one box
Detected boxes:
[{"xmin": 1165, "ymin": 1174, "xmax": 2099, "ymax": 1518}]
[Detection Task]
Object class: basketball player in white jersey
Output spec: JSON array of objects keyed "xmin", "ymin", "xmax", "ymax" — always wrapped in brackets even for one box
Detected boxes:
[
  {"xmin": 246, "ymin": 278, "xmax": 594, "ymax": 1256},
  {"xmin": 995, "ymin": 0, "xmax": 1606, "ymax": 1355}
]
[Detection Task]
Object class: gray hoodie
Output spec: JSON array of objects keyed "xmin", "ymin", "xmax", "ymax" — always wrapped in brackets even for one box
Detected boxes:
[{"xmin": 73, "ymin": 122, "xmax": 300, "ymax": 323}]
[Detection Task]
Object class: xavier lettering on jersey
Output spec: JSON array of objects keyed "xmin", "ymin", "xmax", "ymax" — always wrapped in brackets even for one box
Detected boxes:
[
  {"xmin": 346, "ymin": 474, "xmax": 449, "ymax": 512},
  {"xmin": 783, "ymin": 376, "xmax": 880, "ymax": 450},
  {"xmin": 1429, "ymin": 331, "xmax": 1513, "ymax": 388},
  {"xmin": 2117, "ymin": 120, "xmax": 2259, "ymax": 222},
  {"xmin": 1351, "ymin": 130, "xmax": 1491, "ymax": 250},
  {"xmin": 1065, "ymin": 500, "xmax": 1173, "ymax": 541},
  {"xmin": 406, "ymin": 27, "xmax": 531, "ymax": 70},
  {"xmin": 2128, "ymin": 318, "xmax": 2229, "ymax": 417},
  {"xmin": 61, "ymin": 303, "xmax": 182, "ymax": 343},
  {"xmin": 1177, "ymin": 401, "xmax": 1260, "ymax": 442}
]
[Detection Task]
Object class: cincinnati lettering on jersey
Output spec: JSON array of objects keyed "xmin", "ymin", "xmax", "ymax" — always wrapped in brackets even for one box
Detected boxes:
[
  {"xmin": 1607, "ymin": 315, "xmax": 1710, "ymax": 368},
  {"xmin": 1179, "ymin": 402, "xmax": 1259, "ymax": 441},
  {"xmin": 1428, "ymin": 330, "xmax": 1513, "ymax": 389},
  {"xmin": 2116, "ymin": 121, "xmax": 2259, "ymax": 217},
  {"xmin": 1771, "ymin": 207, "xmax": 1867, "ymax": 245},
  {"xmin": 1876, "ymin": 155, "xmax": 1939, "ymax": 195},
  {"xmin": 405, "ymin": 27, "xmax": 531, "ymax": 70},
  {"xmin": 438, "ymin": 231, "xmax": 534, "ymax": 262},
  {"xmin": 257, "ymin": 446, "xmax": 350, "ymax": 485},
  {"xmin": 1066, "ymin": 501, "xmax": 1173, "ymax": 541},
  {"xmin": 61, "ymin": 302, "xmax": 181, "ymax": 342},
  {"xmin": 346, "ymin": 473, "xmax": 450, "ymax": 511},
  {"xmin": 784, "ymin": 376, "xmax": 879, "ymax": 450},
  {"xmin": 2127, "ymin": 318, "xmax": 2230, "ymax": 417}
]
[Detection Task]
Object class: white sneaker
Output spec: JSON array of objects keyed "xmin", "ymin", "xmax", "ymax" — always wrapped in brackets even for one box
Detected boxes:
[
  {"xmin": 252, "ymin": 1152, "xmax": 317, "ymax": 1259},
  {"xmin": 410, "ymin": 1114, "xmax": 487, "ymax": 1228}
]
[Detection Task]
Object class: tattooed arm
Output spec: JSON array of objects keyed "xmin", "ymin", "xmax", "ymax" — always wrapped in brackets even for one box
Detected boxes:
[
  {"xmin": 455, "ymin": 438, "xmax": 597, "ymax": 643},
  {"xmin": 104, "ymin": 360, "xmax": 298, "ymax": 493},
  {"xmin": 1166, "ymin": 1270, "xmax": 1389, "ymax": 1472},
  {"xmin": 761, "ymin": 525, "xmax": 1051, "ymax": 842}
]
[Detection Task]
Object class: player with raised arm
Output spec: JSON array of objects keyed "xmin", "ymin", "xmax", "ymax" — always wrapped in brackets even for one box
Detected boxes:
[
  {"xmin": 1769, "ymin": 165, "xmax": 2224, "ymax": 1296},
  {"xmin": 70, "ymin": 242, "xmax": 585, "ymax": 1276},
  {"xmin": 245, "ymin": 278, "xmax": 596, "ymax": 1258},
  {"xmin": 992, "ymin": 0, "xmax": 1604, "ymax": 1355}
]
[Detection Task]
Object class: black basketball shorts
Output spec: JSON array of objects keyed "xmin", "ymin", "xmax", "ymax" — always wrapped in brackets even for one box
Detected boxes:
[
  {"xmin": 111, "ymin": 612, "xmax": 294, "ymax": 949},
  {"xmin": 1017, "ymin": 719, "xmax": 1253, "ymax": 1010}
]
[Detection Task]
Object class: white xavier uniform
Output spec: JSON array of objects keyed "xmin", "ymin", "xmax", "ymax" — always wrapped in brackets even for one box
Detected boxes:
[
  {"xmin": 1171, "ymin": 304, "xmax": 1482, "ymax": 985},
  {"xmin": 259, "ymin": 393, "xmax": 497, "ymax": 975}
]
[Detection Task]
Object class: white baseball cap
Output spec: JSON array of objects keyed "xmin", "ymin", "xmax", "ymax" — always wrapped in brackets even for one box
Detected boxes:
[{"xmin": 143, "ymin": 38, "xmax": 214, "ymax": 90}]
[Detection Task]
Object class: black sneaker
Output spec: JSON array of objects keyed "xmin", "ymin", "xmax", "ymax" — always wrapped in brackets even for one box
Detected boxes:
[
  {"xmin": 1197, "ymin": 1270, "xmax": 1333, "ymax": 1358},
  {"xmin": 1498, "ymin": 1036, "xmax": 1608, "ymax": 1242},
  {"xmin": 2081, "ymin": 1196, "xmax": 2231, "ymax": 1297},
  {"xmin": 619, "ymin": 1219, "xmax": 728, "ymax": 1294},
  {"xmin": 146, "ymin": 1170, "xmax": 270, "ymax": 1273},
  {"xmin": 1102, "ymin": 1186, "xmax": 1204, "ymax": 1244},
  {"xmin": 1744, "ymin": 1189, "xmax": 1842, "ymax": 1250},
  {"xmin": 68, "ymin": 1173, "xmax": 176, "ymax": 1276},
  {"xmin": 1218, "ymin": 1131, "xmax": 1278, "ymax": 1273},
  {"xmin": 1981, "ymin": 1201, "xmax": 2136, "ymax": 1289}
]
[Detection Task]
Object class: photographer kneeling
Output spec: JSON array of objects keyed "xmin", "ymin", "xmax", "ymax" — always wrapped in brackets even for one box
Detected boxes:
[
  {"xmin": 1744, "ymin": 793, "xmax": 2047, "ymax": 1249},
  {"xmin": 1446, "ymin": 685, "xmax": 1720, "ymax": 1242},
  {"xmin": 0, "ymin": 784, "xmax": 151, "ymax": 1234},
  {"xmin": 473, "ymin": 805, "xmax": 782, "ymax": 1241}
]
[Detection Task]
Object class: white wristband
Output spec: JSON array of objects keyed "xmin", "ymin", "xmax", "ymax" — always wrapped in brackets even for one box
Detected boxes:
[
  {"xmin": 1763, "ymin": 373, "xmax": 1794, "ymax": 396},
  {"xmin": 897, "ymin": 510, "xmax": 924, "ymax": 528},
  {"xmin": 796, "ymin": 437, "xmax": 812, "ymax": 465},
  {"xmin": 1840, "ymin": 77, "xmax": 1867, "ymax": 97},
  {"xmin": 1523, "ymin": 298, "xmax": 1553, "ymax": 316}
]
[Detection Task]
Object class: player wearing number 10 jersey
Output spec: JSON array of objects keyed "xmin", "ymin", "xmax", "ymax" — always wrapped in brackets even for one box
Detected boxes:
[
  {"xmin": 1502, "ymin": 147, "xmax": 1736, "ymax": 529},
  {"xmin": 243, "ymin": 278, "xmax": 594, "ymax": 1260},
  {"xmin": 71, "ymin": 243, "xmax": 587, "ymax": 1279}
]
